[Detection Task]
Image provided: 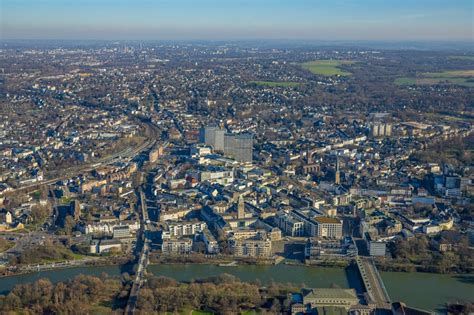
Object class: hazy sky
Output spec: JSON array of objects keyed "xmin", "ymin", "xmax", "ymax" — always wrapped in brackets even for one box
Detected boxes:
[{"xmin": 1, "ymin": 0, "xmax": 473, "ymax": 40}]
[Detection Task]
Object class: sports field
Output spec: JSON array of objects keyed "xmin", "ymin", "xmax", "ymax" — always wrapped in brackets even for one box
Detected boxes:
[{"xmin": 301, "ymin": 60, "xmax": 355, "ymax": 76}]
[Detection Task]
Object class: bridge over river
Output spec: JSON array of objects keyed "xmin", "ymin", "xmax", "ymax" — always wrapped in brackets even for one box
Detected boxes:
[
  {"xmin": 356, "ymin": 256, "xmax": 392, "ymax": 312},
  {"xmin": 124, "ymin": 190, "xmax": 150, "ymax": 315}
]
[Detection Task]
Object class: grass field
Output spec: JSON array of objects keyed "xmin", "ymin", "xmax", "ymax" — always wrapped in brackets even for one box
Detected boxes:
[
  {"xmin": 395, "ymin": 70, "xmax": 474, "ymax": 87},
  {"xmin": 249, "ymin": 81, "xmax": 301, "ymax": 87},
  {"xmin": 448, "ymin": 56, "xmax": 474, "ymax": 61},
  {"xmin": 424, "ymin": 70, "xmax": 474, "ymax": 78},
  {"xmin": 301, "ymin": 60, "xmax": 355, "ymax": 76}
]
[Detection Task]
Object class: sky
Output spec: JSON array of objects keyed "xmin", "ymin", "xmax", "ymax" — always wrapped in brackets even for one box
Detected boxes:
[{"xmin": 1, "ymin": 0, "xmax": 473, "ymax": 41}]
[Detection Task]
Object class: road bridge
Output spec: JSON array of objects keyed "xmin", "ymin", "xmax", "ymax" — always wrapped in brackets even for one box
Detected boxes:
[
  {"xmin": 124, "ymin": 189, "xmax": 150, "ymax": 315},
  {"xmin": 355, "ymin": 256, "xmax": 391, "ymax": 312}
]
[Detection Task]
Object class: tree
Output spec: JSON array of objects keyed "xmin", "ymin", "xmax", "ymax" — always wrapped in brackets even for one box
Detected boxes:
[
  {"xmin": 64, "ymin": 215, "xmax": 75, "ymax": 235},
  {"xmin": 31, "ymin": 204, "xmax": 51, "ymax": 225}
]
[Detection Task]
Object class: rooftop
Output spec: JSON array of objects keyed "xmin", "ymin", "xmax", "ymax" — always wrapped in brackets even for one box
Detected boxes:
[
  {"xmin": 302, "ymin": 288, "xmax": 357, "ymax": 300},
  {"xmin": 314, "ymin": 217, "xmax": 341, "ymax": 224}
]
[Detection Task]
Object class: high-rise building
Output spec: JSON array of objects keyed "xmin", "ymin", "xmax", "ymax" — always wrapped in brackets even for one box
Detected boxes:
[
  {"xmin": 199, "ymin": 126, "xmax": 225, "ymax": 152},
  {"xmin": 371, "ymin": 123, "xmax": 392, "ymax": 138},
  {"xmin": 224, "ymin": 133, "xmax": 253, "ymax": 163},
  {"xmin": 200, "ymin": 126, "xmax": 253, "ymax": 163}
]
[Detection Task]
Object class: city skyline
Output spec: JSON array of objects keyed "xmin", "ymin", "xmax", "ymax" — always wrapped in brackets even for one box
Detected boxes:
[{"xmin": 1, "ymin": 0, "xmax": 472, "ymax": 40}]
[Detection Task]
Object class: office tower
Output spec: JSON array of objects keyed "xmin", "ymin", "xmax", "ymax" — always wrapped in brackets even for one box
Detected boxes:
[
  {"xmin": 214, "ymin": 128, "xmax": 225, "ymax": 152},
  {"xmin": 224, "ymin": 133, "xmax": 253, "ymax": 163},
  {"xmin": 199, "ymin": 126, "xmax": 225, "ymax": 152}
]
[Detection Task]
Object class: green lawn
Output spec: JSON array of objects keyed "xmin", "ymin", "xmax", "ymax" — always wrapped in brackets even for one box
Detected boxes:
[
  {"xmin": 394, "ymin": 77, "xmax": 417, "ymax": 85},
  {"xmin": 301, "ymin": 60, "xmax": 355, "ymax": 76},
  {"xmin": 448, "ymin": 56, "xmax": 474, "ymax": 61},
  {"xmin": 249, "ymin": 81, "xmax": 301, "ymax": 87},
  {"xmin": 395, "ymin": 72, "xmax": 474, "ymax": 88}
]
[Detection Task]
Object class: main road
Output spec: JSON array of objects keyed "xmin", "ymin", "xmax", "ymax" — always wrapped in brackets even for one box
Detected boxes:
[{"xmin": 124, "ymin": 189, "xmax": 151, "ymax": 315}]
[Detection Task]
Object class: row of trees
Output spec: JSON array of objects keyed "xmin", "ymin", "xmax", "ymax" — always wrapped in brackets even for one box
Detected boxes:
[
  {"xmin": 388, "ymin": 235, "xmax": 473, "ymax": 273},
  {"xmin": 412, "ymin": 134, "xmax": 474, "ymax": 170},
  {"xmin": 0, "ymin": 275, "xmax": 123, "ymax": 314},
  {"xmin": 0, "ymin": 273, "xmax": 296, "ymax": 314},
  {"xmin": 137, "ymin": 274, "xmax": 293, "ymax": 314}
]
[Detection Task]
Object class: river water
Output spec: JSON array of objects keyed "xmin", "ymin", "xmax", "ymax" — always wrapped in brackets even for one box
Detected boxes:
[{"xmin": 0, "ymin": 264, "xmax": 472, "ymax": 313}]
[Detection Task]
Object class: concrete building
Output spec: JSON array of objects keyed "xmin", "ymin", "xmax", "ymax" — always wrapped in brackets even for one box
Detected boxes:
[
  {"xmin": 90, "ymin": 239, "xmax": 122, "ymax": 254},
  {"xmin": 200, "ymin": 168, "xmax": 234, "ymax": 186},
  {"xmin": 364, "ymin": 232, "xmax": 386, "ymax": 256},
  {"xmin": 301, "ymin": 288, "xmax": 359, "ymax": 310},
  {"xmin": 305, "ymin": 237, "xmax": 358, "ymax": 260},
  {"xmin": 164, "ymin": 221, "xmax": 207, "ymax": 238},
  {"xmin": 314, "ymin": 217, "xmax": 343, "ymax": 239},
  {"xmin": 224, "ymin": 133, "xmax": 253, "ymax": 163},
  {"xmin": 276, "ymin": 211, "xmax": 305, "ymax": 237},
  {"xmin": 162, "ymin": 238, "xmax": 193, "ymax": 255},
  {"xmin": 229, "ymin": 237, "xmax": 272, "ymax": 258},
  {"xmin": 113, "ymin": 225, "xmax": 131, "ymax": 239},
  {"xmin": 200, "ymin": 126, "xmax": 225, "ymax": 152},
  {"xmin": 202, "ymin": 229, "xmax": 219, "ymax": 254},
  {"xmin": 200, "ymin": 126, "xmax": 253, "ymax": 162},
  {"xmin": 371, "ymin": 123, "xmax": 392, "ymax": 138}
]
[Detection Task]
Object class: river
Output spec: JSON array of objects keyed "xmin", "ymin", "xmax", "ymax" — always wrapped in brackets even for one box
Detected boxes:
[{"xmin": 0, "ymin": 264, "xmax": 472, "ymax": 313}]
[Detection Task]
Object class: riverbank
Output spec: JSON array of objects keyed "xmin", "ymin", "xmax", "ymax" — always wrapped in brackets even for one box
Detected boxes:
[
  {"xmin": 0, "ymin": 263, "xmax": 472, "ymax": 312},
  {"xmin": 0, "ymin": 256, "xmax": 130, "ymax": 278},
  {"xmin": 3, "ymin": 253, "xmax": 471, "ymax": 279},
  {"xmin": 375, "ymin": 259, "xmax": 474, "ymax": 274}
]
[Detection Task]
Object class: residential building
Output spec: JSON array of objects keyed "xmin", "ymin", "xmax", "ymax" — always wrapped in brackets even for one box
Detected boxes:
[
  {"xmin": 314, "ymin": 217, "xmax": 343, "ymax": 239},
  {"xmin": 229, "ymin": 237, "xmax": 272, "ymax": 258},
  {"xmin": 162, "ymin": 238, "xmax": 193, "ymax": 255}
]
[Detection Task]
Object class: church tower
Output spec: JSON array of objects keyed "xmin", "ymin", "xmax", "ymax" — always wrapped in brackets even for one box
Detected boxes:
[
  {"xmin": 237, "ymin": 195, "xmax": 245, "ymax": 219},
  {"xmin": 335, "ymin": 157, "xmax": 341, "ymax": 185}
]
